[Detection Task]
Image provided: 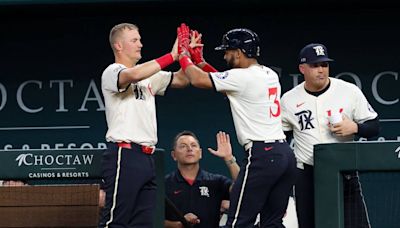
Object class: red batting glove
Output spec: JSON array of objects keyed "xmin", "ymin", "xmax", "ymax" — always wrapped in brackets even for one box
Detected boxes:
[
  {"xmin": 188, "ymin": 30, "xmax": 217, "ymax": 72},
  {"xmin": 189, "ymin": 30, "xmax": 204, "ymax": 65},
  {"xmin": 177, "ymin": 23, "xmax": 190, "ymax": 56}
]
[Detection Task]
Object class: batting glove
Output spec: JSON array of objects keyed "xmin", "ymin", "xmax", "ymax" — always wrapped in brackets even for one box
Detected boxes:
[
  {"xmin": 189, "ymin": 30, "xmax": 205, "ymax": 65},
  {"xmin": 177, "ymin": 23, "xmax": 190, "ymax": 57}
]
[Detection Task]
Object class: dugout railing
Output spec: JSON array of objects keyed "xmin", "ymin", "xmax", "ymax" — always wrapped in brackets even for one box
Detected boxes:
[
  {"xmin": 0, "ymin": 148, "xmax": 165, "ymax": 227},
  {"xmin": 314, "ymin": 141, "xmax": 400, "ymax": 228}
]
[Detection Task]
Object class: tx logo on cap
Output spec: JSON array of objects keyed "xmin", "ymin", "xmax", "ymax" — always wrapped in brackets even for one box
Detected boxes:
[
  {"xmin": 299, "ymin": 43, "xmax": 334, "ymax": 64},
  {"xmin": 313, "ymin": 46, "xmax": 326, "ymax": 56}
]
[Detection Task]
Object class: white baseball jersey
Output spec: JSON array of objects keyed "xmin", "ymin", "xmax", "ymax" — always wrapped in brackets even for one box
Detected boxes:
[
  {"xmin": 210, "ymin": 64, "xmax": 286, "ymax": 146},
  {"xmin": 101, "ymin": 63, "xmax": 172, "ymax": 146},
  {"xmin": 281, "ymin": 77, "xmax": 378, "ymax": 166}
]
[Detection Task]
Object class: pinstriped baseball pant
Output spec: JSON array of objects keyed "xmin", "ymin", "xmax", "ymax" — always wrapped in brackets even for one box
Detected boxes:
[
  {"xmin": 99, "ymin": 143, "xmax": 156, "ymax": 228},
  {"xmin": 225, "ymin": 141, "xmax": 297, "ymax": 228}
]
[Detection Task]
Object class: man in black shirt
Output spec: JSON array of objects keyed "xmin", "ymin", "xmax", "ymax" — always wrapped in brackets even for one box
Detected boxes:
[{"xmin": 165, "ymin": 131, "xmax": 240, "ymax": 228}]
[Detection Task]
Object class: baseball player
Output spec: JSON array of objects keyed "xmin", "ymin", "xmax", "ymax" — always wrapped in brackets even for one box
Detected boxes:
[
  {"xmin": 281, "ymin": 43, "xmax": 380, "ymax": 228},
  {"xmin": 165, "ymin": 131, "xmax": 240, "ymax": 228},
  {"xmin": 99, "ymin": 23, "xmax": 191, "ymax": 228},
  {"xmin": 177, "ymin": 24, "xmax": 297, "ymax": 227}
]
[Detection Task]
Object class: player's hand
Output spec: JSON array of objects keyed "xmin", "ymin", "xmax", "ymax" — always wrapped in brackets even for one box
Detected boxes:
[
  {"xmin": 99, "ymin": 189, "xmax": 106, "ymax": 208},
  {"xmin": 330, "ymin": 114, "xmax": 358, "ymax": 137},
  {"xmin": 208, "ymin": 131, "xmax": 233, "ymax": 161},
  {"xmin": 177, "ymin": 23, "xmax": 190, "ymax": 58},
  {"xmin": 188, "ymin": 30, "xmax": 205, "ymax": 65},
  {"xmin": 184, "ymin": 213, "xmax": 200, "ymax": 224},
  {"xmin": 171, "ymin": 38, "xmax": 179, "ymax": 61},
  {"xmin": 220, "ymin": 200, "xmax": 230, "ymax": 213}
]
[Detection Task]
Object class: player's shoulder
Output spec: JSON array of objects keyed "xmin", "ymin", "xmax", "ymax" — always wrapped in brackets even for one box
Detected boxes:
[
  {"xmin": 102, "ymin": 63, "xmax": 126, "ymax": 77},
  {"xmin": 210, "ymin": 68, "xmax": 247, "ymax": 84},
  {"xmin": 330, "ymin": 77, "xmax": 361, "ymax": 93},
  {"xmin": 225, "ymin": 67, "xmax": 248, "ymax": 76},
  {"xmin": 199, "ymin": 169, "xmax": 230, "ymax": 181},
  {"xmin": 282, "ymin": 82, "xmax": 305, "ymax": 100},
  {"xmin": 260, "ymin": 65, "xmax": 278, "ymax": 73},
  {"xmin": 248, "ymin": 64, "xmax": 279, "ymax": 77},
  {"xmin": 199, "ymin": 169, "xmax": 216, "ymax": 179},
  {"xmin": 164, "ymin": 170, "xmax": 179, "ymax": 181},
  {"xmin": 105, "ymin": 63, "xmax": 126, "ymax": 72},
  {"xmin": 224, "ymin": 64, "xmax": 275, "ymax": 75}
]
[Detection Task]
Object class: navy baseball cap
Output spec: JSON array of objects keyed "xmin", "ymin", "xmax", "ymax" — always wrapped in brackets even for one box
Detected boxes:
[{"xmin": 299, "ymin": 43, "xmax": 334, "ymax": 64}]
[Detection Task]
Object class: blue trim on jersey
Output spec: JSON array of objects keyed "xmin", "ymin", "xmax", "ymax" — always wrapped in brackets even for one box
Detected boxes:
[
  {"xmin": 163, "ymin": 71, "xmax": 174, "ymax": 96},
  {"xmin": 116, "ymin": 68, "xmax": 130, "ymax": 92},
  {"xmin": 209, "ymin": 73, "xmax": 218, "ymax": 93}
]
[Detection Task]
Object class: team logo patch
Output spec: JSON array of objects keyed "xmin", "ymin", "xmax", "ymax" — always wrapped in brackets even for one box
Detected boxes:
[
  {"xmin": 295, "ymin": 110, "xmax": 315, "ymax": 131},
  {"xmin": 214, "ymin": 72, "xmax": 229, "ymax": 79},
  {"xmin": 199, "ymin": 186, "xmax": 210, "ymax": 197}
]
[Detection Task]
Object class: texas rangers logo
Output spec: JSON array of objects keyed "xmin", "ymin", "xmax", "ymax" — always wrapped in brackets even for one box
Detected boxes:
[
  {"xmin": 313, "ymin": 45, "xmax": 326, "ymax": 56},
  {"xmin": 199, "ymin": 186, "xmax": 210, "ymax": 197},
  {"xmin": 295, "ymin": 110, "xmax": 315, "ymax": 131}
]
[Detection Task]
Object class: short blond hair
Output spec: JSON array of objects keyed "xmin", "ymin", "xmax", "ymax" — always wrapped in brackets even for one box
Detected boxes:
[{"xmin": 109, "ymin": 23, "xmax": 139, "ymax": 51}]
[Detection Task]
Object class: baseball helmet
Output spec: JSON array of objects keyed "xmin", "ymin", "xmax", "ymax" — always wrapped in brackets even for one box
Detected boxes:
[{"xmin": 215, "ymin": 28, "xmax": 260, "ymax": 58}]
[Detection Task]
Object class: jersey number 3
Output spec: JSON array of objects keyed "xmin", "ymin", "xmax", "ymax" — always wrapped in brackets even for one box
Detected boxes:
[{"xmin": 268, "ymin": 87, "xmax": 281, "ymax": 117}]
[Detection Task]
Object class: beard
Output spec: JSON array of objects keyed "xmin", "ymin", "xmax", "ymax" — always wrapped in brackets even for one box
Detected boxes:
[{"xmin": 226, "ymin": 56, "xmax": 236, "ymax": 69}]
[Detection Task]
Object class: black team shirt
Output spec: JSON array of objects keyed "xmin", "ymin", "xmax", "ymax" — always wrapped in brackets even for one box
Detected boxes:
[{"xmin": 165, "ymin": 169, "xmax": 232, "ymax": 228}]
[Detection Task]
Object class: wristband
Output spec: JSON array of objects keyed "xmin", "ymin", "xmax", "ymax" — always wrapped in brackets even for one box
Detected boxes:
[
  {"xmin": 179, "ymin": 56, "xmax": 194, "ymax": 71},
  {"xmin": 225, "ymin": 156, "xmax": 236, "ymax": 165},
  {"xmin": 155, "ymin": 53, "xmax": 174, "ymax": 69},
  {"xmin": 201, "ymin": 63, "xmax": 218, "ymax": 73}
]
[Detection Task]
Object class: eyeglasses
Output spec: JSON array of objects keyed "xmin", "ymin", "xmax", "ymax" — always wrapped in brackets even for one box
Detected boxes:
[{"xmin": 309, "ymin": 62, "xmax": 329, "ymax": 68}]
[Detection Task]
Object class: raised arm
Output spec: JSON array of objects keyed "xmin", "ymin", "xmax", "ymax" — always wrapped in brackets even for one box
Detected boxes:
[
  {"xmin": 176, "ymin": 23, "xmax": 214, "ymax": 89},
  {"xmin": 188, "ymin": 30, "xmax": 218, "ymax": 73},
  {"xmin": 118, "ymin": 41, "xmax": 176, "ymax": 88},
  {"xmin": 208, "ymin": 131, "xmax": 240, "ymax": 181},
  {"xmin": 169, "ymin": 37, "xmax": 190, "ymax": 88}
]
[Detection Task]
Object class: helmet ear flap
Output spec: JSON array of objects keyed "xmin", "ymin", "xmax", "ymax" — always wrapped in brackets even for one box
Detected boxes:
[{"xmin": 244, "ymin": 29, "xmax": 260, "ymax": 58}]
